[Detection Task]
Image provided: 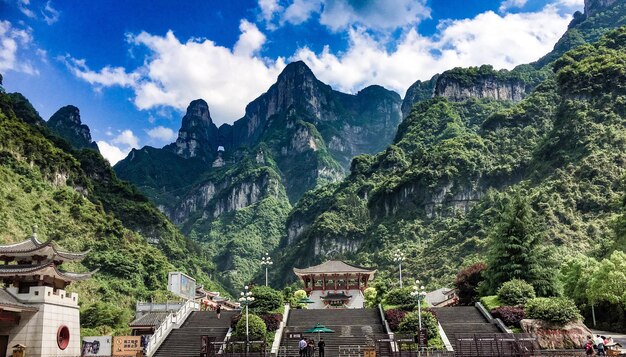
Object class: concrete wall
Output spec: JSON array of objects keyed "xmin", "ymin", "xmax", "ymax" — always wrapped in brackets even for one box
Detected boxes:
[{"xmin": 0, "ymin": 287, "xmax": 80, "ymax": 357}]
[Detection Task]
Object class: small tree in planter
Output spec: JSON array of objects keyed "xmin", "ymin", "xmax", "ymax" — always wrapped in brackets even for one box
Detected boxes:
[{"xmin": 455, "ymin": 262, "xmax": 486, "ymax": 305}]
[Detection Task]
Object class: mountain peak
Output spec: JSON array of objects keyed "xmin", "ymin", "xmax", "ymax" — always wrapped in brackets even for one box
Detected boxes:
[
  {"xmin": 277, "ymin": 61, "xmax": 316, "ymax": 83},
  {"xmin": 173, "ymin": 99, "xmax": 219, "ymax": 159},
  {"xmin": 47, "ymin": 105, "xmax": 97, "ymax": 150}
]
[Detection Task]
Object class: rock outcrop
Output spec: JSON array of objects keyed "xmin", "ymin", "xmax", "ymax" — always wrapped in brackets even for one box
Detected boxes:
[
  {"xmin": 47, "ymin": 105, "xmax": 98, "ymax": 150},
  {"xmin": 520, "ymin": 319, "xmax": 592, "ymax": 350},
  {"xmin": 434, "ymin": 75, "xmax": 526, "ymax": 102},
  {"xmin": 585, "ymin": 0, "xmax": 618, "ymax": 16},
  {"xmin": 170, "ymin": 99, "xmax": 219, "ymax": 160}
]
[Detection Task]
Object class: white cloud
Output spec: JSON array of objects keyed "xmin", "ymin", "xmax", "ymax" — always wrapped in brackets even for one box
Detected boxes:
[
  {"xmin": 96, "ymin": 141, "xmax": 128, "ymax": 165},
  {"xmin": 62, "ymin": 56, "xmax": 137, "ymax": 87},
  {"xmin": 67, "ymin": 20, "xmax": 286, "ymax": 125},
  {"xmin": 112, "ymin": 129, "xmax": 140, "ymax": 149},
  {"xmin": 0, "ymin": 20, "xmax": 37, "ymax": 75},
  {"xmin": 499, "ymin": 0, "xmax": 528, "ymax": 13},
  {"xmin": 17, "ymin": 0, "xmax": 36, "ymax": 19},
  {"xmin": 41, "ymin": 1, "xmax": 60, "ymax": 25},
  {"xmin": 97, "ymin": 129, "xmax": 140, "ymax": 165},
  {"xmin": 283, "ymin": 0, "xmax": 322, "ymax": 26},
  {"xmin": 293, "ymin": 5, "xmax": 572, "ymax": 95},
  {"xmin": 258, "ymin": 0, "xmax": 283, "ymax": 22},
  {"xmin": 279, "ymin": 0, "xmax": 430, "ymax": 31},
  {"xmin": 146, "ymin": 126, "xmax": 176, "ymax": 142},
  {"xmin": 234, "ymin": 20, "xmax": 266, "ymax": 56}
]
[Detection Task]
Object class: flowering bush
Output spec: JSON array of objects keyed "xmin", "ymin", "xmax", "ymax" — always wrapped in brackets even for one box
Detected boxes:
[
  {"xmin": 260, "ymin": 313, "xmax": 283, "ymax": 331},
  {"xmin": 384, "ymin": 309, "xmax": 407, "ymax": 331},
  {"xmin": 491, "ymin": 306, "xmax": 525, "ymax": 327}
]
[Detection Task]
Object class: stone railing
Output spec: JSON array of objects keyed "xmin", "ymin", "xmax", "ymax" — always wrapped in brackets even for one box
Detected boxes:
[
  {"xmin": 145, "ymin": 299, "xmax": 199, "ymax": 356},
  {"xmin": 475, "ymin": 301, "xmax": 513, "ymax": 334},
  {"xmin": 270, "ymin": 304, "xmax": 290, "ymax": 357}
]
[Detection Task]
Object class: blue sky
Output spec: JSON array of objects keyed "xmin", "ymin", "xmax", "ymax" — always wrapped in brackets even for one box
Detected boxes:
[{"xmin": 1, "ymin": 0, "xmax": 583, "ymax": 164}]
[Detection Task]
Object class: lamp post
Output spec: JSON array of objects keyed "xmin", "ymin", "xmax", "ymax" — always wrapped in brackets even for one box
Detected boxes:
[
  {"xmin": 260, "ymin": 253, "xmax": 273, "ymax": 287},
  {"xmin": 411, "ymin": 280, "xmax": 427, "ymax": 351},
  {"xmin": 238, "ymin": 285, "xmax": 255, "ymax": 351},
  {"xmin": 393, "ymin": 250, "xmax": 405, "ymax": 288}
]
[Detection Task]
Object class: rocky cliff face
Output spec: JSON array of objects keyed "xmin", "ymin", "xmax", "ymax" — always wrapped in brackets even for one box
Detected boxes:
[
  {"xmin": 585, "ymin": 0, "xmax": 618, "ymax": 16},
  {"xmin": 170, "ymin": 99, "xmax": 219, "ymax": 160},
  {"xmin": 46, "ymin": 105, "xmax": 98, "ymax": 150},
  {"xmin": 434, "ymin": 75, "xmax": 527, "ymax": 102},
  {"xmin": 401, "ymin": 75, "xmax": 438, "ymax": 118},
  {"xmin": 401, "ymin": 67, "xmax": 530, "ymax": 118}
]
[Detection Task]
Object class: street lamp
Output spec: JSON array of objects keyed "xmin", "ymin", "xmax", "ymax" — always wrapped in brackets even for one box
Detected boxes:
[
  {"xmin": 238, "ymin": 285, "xmax": 255, "ymax": 350},
  {"xmin": 393, "ymin": 250, "xmax": 405, "ymax": 288},
  {"xmin": 260, "ymin": 253, "xmax": 273, "ymax": 287},
  {"xmin": 411, "ymin": 280, "xmax": 427, "ymax": 349}
]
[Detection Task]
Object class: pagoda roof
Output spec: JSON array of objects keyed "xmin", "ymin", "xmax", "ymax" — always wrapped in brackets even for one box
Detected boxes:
[
  {"xmin": 0, "ymin": 262, "xmax": 96, "ymax": 282},
  {"xmin": 129, "ymin": 312, "xmax": 169, "ymax": 328},
  {"xmin": 0, "ymin": 289, "xmax": 38, "ymax": 312},
  {"xmin": 293, "ymin": 260, "xmax": 376, "ymax": 276},
  {"xmin": 0, "ymin": 234, "xmax": 90, "ymax": 262}
]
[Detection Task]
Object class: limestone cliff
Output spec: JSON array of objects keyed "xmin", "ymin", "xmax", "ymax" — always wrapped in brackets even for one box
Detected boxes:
[
  {"xmin": 46, "ymin": 105, "xmax": 98, "ymax": 150},
  {"xmin": 169, "ymin": 99, "xmax": 219, "ymax": 160},
  {"xmin": 434, "ymin": 74, "xmax": 526, "ymax": 102}
]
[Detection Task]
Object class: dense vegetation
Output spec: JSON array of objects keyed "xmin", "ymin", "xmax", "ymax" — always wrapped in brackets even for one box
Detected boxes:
[
  {"xmin": 0, "ymin": 86, "xmax": 222, "ymax": 335},
  {"xmin": 273, "ymin": 26, "xmax": 626, "ymax": 333}
]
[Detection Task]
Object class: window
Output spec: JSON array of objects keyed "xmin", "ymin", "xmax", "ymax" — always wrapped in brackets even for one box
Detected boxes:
[{"xmin": 57, "ymin": 326, "xmax": 70, "ymax": 350}]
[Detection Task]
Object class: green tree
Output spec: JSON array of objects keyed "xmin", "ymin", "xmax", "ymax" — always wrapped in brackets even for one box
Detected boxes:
[
  {"xmin": 234, "ymin": 314, "xmax": 267, "ymax": 340},
  {"xmin": 497, "ymin": 279, "xmax": 536, "ymax": 306},
  {"xmin": 587, "ymin": 251, "xmax": 626, "ymax": 306},
  {"xmin": 250, "ymin": 286, "xmax": 283, "ymax": 314},
  {"xmin": 363, "ymin": 287, "xmax": 378, "ymax": 307},
  {"xmin": 560, "ymin": 255, "xmax": 598, "ymax": 306},
  {"xmin": 483, "ymin": 191, "xmax": 559, "ymax": 296}
]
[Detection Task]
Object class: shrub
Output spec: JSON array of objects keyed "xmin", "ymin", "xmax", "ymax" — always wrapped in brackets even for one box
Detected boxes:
[
  {"xmin": 364, "ymin": 287, "xmax": 377, "ymax": 307},
  {"xmin": 231, "ymin": 313, "xmax": 242, "ymax": 329},
  {"xmin": 385, "ymin": 287, "xmax": 415, "ymax": 306},
  {"xmin": 497, "ymin": 279, "xmax": 536, "ymax": 306},
  {"xmin": 455, "ymin": 262, "xmax": 487, "ymax": 305},
  {"xmin": 234, "ymin": 314, "xmax": 267, "ymax": 340},
  {"xmin": 525, "ymin": 297, "xmax": 581, "ymax": 325},
  {"xmin": 491, "ymin": 306, "xmax": 525, "ymax": 327},
  {"xmin": 384, "ymin": 309, "xmax": 407, "ymax": 331},
  {"xmin": 480, "ymin": 295, "xmax": 502, "ymax": 311},
  {"xmin": 398, "ymin": 310, "xmax": 439, "ymax": 341},
  {"xmin": 260, "ymin": 313, "xmax": 283, "ymax": 331},
  {"xmin": 250, "ymin": 286, "xmax": 284, "ymax": 314}
]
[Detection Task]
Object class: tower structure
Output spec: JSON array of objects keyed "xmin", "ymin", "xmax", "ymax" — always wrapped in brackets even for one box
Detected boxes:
[{"xmin": 0, "ymin": 229, "xmax": 94, "ymax": 357}]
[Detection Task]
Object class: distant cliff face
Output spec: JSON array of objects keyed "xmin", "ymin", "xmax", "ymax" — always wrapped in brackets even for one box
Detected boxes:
[
  {"xmin": 434, "ymin": 75, "xmax": 526, "ymax": 102},
  {"xmin": 170, "ymin": 99, "xmax": 219, "ymax": 160},
  {"xmin": 585, "ymin": 0, "xmax": 617, "ymax": 16},
  {"xmin": 401, "ymin": 66, "xmax": 532, "ymax": 118},
  {"xmin": 46, "ymin": 105, "xmax": 98, "ymax": 150}
]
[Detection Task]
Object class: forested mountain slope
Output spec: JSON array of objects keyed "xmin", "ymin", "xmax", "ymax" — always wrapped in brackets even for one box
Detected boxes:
[
  {"xmin": 0, "ymin": 80, "xmax": 222, "ymax": 334},
  {"xmin": 273, "ymin": 24, "xmax": 626, "ymax": 289}
]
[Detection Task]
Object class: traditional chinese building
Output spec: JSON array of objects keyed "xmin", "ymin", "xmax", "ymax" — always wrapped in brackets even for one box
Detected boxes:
[
  {"xmin": 293, "ymin": 260, "xmax": 376, "ymax": 309},
  {"xmin": 0, "ymin": 229, "xmax": 94, "ymax": 357}
]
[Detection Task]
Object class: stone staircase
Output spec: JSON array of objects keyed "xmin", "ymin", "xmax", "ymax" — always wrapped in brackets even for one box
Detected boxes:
[
  {"xmin": 279, "ymin": 308, "xmax": 387, "ymax": 356},
  {"xmin": 153, "ymin": 310, "xmax": 237, "ymax": 357},
  {"xmin": 431, "ymin": 306, "xmax": 500, "ymax": 350}
]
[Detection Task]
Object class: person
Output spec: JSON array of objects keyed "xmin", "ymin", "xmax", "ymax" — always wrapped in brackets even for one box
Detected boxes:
[
  {"xmin": 299, "ymin": 337, "xmax": 308, "ymax": 357},
  {"xmin": 318, "ymin": 338, "xmax": 325, "ymax": 357},
  {"xmin": 307, "ymin": 338, "xmax": 315, "ymax": 357},
  {"xmin": 216, "ymin": 304, "xmax": 222, "ymax": 319},
  {"xmin": 585, "ymin": 336, "xmax": 594, "ymax": 356},
  {"xmin": 595, "ymin": 335, "xmax": 605, "ymax": 356}
]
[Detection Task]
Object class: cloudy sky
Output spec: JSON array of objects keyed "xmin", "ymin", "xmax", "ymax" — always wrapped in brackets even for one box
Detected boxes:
[{"xmin": 1, "ymin": 0, "xmax": 583, "ymax": 164}]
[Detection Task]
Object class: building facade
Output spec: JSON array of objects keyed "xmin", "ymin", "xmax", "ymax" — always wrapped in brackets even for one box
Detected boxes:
[{"xmin": 0, "ymin": 230, "xmax": 94, "ymax": 357}]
